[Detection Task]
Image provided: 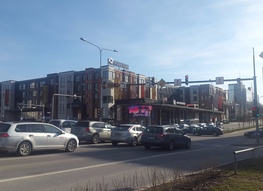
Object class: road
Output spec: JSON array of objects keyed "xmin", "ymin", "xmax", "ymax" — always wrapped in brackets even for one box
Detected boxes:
[{"xmin": 0, "ymin": 128, "xmax": 262, "ymax": 191}]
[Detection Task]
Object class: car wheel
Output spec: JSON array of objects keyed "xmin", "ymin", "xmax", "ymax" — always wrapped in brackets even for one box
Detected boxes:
[
  {"xmin": 66, "ymin": 139, "xmax": 77, "ymax": 152},
  {"xmin": 17, "ymin": 142, "xmax": 32, "ymax": 156},
  {"xmin": 185, "ymin": 140, "xmax": 191, "ymax": 149},
  {"xmin": 111, "ymin": 141, "xmax": 118, "ymax": 146},
  {"xmin": 144, "ymin": 145, "xmax": 151, "ymax": 150},
  {"xmin": 213, "ymin": 132, "xmax": 218, "ymax": 137},
  {"xmin": 130, "ymin": 137, "xmax": 137, "ymax": 147},
  {"xmin": 92, "ymin": 134, "xmax": 99, "ymax": 144},
  {"xmin": 167, "ymin": 141, "xmax": 174, "ymax": 151}
]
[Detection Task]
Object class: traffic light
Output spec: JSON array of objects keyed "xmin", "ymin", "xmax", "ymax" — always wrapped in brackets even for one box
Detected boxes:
[
  {"xmin": 102, "ymin": 108, "xmax": 105, "ymax": 117},
  {"xmin": 185, "ymin": 75, "xmax": 189, "ymax": 86},
  {"xmin": 97, "ymin": 108, "xmax": 100, "ymax": 117},
  {"xmin": 252, "ymin": 107, "xmax": 260, "ymax": 117},
  {"xmin": 151, "ymin": 77, "xmax": 155, "ymax": 87}
]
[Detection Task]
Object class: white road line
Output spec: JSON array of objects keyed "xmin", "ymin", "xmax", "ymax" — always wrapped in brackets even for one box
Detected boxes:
[{"xmin": 0, "ymin": 151, "xmax": 184, "ymax": 183}]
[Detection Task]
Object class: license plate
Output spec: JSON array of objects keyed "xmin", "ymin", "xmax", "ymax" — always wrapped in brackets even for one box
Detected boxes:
[{"xmin": 147, "ymin": 137, "xmax": 155, "ymax": 140}]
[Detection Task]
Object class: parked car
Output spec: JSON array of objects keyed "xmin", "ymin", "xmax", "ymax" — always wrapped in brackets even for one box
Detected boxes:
[
  {"xmin": 49, "ymin": 119, "xmax": 77, "ymax": 133},
  {"xmin": 244, "ymin": 127, "xmax": 263, "ymax": 138},
  {"xmin": 141, "ymin": 125, "xmax": 191, "ymax": 150},
  {"xmin": 216, "ymin": 122, "xmax": 224, "ymax": 129},
  {"xmin": 0, "ymin": 121, "xmax": 79, "ymax": 156},
  {"xmin": 182, "ymin": 124, "xmax": 200, "ymax": 134},
  {"xmin": 110, "ymin": 124, "xmax": 146, "ymax": 146},
  {"xmin": 179, "ymin": 124, "xmax": 189, "ymax": 129},
  {"xmin": 192, "ymin": 126, "xmax": 223, "ymax": 136},
  {"xmin": 71, "ymin": 120, "xmax": 114, "ymax": 144}
]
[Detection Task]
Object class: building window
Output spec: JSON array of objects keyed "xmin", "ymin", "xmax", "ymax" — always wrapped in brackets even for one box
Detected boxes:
[
  {"xmin": 103, "ymin": 96, "xmax": 113, "ymax": 103},
  {"xmin": 87, "ymin": 84, "xmax": 92, "ymax": 91},
  {"xmin": 193, "ymin": 89, "xmax": 197, "ymax": 94},
  {"xmin": 193, "ymin": 96, "xmax": 197, "ymax": 101},
  {"xmin": 33, "ymin": 91, "xmax": 37, "ymax": 97},
  {"xmin": 75, "ymin": 75, "xmax": 80, "ymax": 82},
  {"xmin": 40, "ymin": 81, "xmax": 45, "ymax": 87},
  {"xmin": 82, "ymin": 84, "xmax": 85, "ymax": 91},
  {"xmin": 94, "ymin": 72, "xmax": 98, "ymax": 80},
  {"xmin": 87, "ymin": 73, "xmax": 91, "ymax": 81},
  {"xmin": 30, "ymin": 82, "xmax": 35, "ymax": 89},
  {"xmin": 103, "ymin": 71, "xmax": 108, "ymax": 79}
]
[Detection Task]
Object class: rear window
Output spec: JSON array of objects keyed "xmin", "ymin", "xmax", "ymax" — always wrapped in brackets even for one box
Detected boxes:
[
  {"xmin": 49, "ymin": 121, "xmax": 60, "ymax": 127},
  {"xmin": 0, "ymin": 123, "xmax": 11, "ymax": 132},
  {"xmin": 145, "ymin": 127, "xmax": 163, "ymax": 134},
  {"xmin": 74, "ymin": 121, "xmax": 90, "ymax": 127},
  {"xmin": 115, "ymin": 126, "xmax": 131, "ymax": 131}
]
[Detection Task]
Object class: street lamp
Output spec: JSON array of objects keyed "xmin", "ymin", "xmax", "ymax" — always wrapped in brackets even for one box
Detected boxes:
[
  {"xmin": 80, "ymin": 37, "xmax": 118, "ymax": 121},
  {"xmin": 52, "ymin": 94, "xmax": 81, "ymax": 120}
]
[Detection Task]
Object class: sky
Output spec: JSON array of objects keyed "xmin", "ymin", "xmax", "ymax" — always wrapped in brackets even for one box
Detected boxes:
[{"xmin": 1, "ymin": 0, "xmax": 263, "ymax": 101}]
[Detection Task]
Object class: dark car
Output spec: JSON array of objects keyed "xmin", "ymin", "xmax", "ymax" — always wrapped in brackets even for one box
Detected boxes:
[
  {"xmin": 141, "ymin": 125, "xmax": 191, "ymax": 150},
  {"xmin": 192, "ymin": 126, "xmax": 223, "ymax": 136},
  {"xmin": 244, "ymin": 127, "xmax": 263, "ymax": 138}
]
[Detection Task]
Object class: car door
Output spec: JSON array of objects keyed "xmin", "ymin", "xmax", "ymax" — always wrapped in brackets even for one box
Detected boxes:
[
  {"xmin": 43, "ymin": 124, "xmax": 66, "ymax": 148},
  {"xmin": 104, "ymin": 123, "xmax": 113, "ymax": 140},
  {"xmin": 174, "ymin": 128, "xmax": 186, "ymax": 146},
  {"xmin": 136, "ymin": 125, "xmax": 145, "ymax": 143},
  {"xmin": 26, "ymin": 124, "xmax": 48, "ymax": 149}
]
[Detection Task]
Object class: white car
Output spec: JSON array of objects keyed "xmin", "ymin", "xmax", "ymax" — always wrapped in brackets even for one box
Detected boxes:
[
  {"xmin": 110, "ymin": 124, "xmax": 145, "ymax": 146},
  {"xmin": 0, "ymin": 121, "xmax": 79, "ymax": 156}
]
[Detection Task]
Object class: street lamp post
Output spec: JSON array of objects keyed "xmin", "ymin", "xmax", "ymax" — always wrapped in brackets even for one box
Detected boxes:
[
  {"xmin": 80, "ymin": 37, "xmax": 118, "ymax": 121},
  {"xmin": 51, "ymin": 94, "xmax": 81, "ymax": 120},
  {"xmin": 253, "ymin": 48, "xmax": 260, "ymax": 143}
]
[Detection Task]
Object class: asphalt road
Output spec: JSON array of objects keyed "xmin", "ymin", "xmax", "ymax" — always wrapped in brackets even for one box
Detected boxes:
[{"xmin": 0, "ymin": 128, "xmax": 262, "ymax": 191}]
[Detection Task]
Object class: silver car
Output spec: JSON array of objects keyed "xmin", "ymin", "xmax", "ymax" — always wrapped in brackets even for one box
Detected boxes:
[
  {"xmin": 0, "ymin": 121, "xmax": 79, "ymax": 156},
  {"xmin": 71, "ymin": 120, "xmax": 114, "ymax": 144},
  {"xmin": 49, "ymin": 119, "xmax": 77, "ymax": 133},
  {"xmin": 110, "ymin": 124, "xmax": 146, "ymax": 146}
]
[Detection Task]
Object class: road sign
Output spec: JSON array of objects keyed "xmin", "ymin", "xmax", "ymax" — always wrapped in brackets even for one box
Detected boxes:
[
  {"xmin": 216, "ymin": 77, "xmax": 224, "ymax": 85},
  {"xmin": 174, "ymin": 79, "xmax": 181, "ymax": 86},
  {"xmin": 120, "ymin": 82, "xmax": 126, "ymax": 88},
  {"xmin": 158, "ymin": 79, "xmax": 166, "ymax": 87},
  {"xmin": 107, "ymin": 83, "xmax": 120, "ymax": 88}
]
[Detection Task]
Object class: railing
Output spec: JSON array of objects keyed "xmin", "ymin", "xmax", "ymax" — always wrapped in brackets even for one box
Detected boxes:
[{"xmin": 233, "ymin": 146, "xmax": 263, "ymax": 174}]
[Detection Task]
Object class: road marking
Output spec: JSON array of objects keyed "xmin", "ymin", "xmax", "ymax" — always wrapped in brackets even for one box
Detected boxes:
[{"xmin": 0, "ymin": 151, "xmax": 188, "ymax": 183}]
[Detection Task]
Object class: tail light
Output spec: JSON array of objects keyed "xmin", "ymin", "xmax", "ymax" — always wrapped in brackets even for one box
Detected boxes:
[
  {"xmin": 85, "ymin": 127, "xmax": 90, "ymax": 132},
  {"xmin": 0, "ymin": 133, "xmax": 10, "ymax": 137}
]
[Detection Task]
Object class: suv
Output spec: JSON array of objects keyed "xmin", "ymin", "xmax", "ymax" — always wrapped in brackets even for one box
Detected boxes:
[
  {"xmin": 0, "ymin": 121, "xmax": 79, "ymax": 156},
  {"xmin": 49, "ymin": 119, "xmax": 77, "ymax": 133},
  {"xmin": 141, "ymin": 125, "xmax": 191, "ymax": 150},
  {"xmin": 110, "ymin": 124, "xmax": 146, "ymax": 146},
  {"xmin": 70, "ymin": 120, "xmax": 114, "ymax": 144}
]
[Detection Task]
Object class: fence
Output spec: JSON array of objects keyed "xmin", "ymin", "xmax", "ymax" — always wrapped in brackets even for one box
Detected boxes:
[{"xmin": 233, "ymin": 146, "xmax": 263, "ymax": 174}]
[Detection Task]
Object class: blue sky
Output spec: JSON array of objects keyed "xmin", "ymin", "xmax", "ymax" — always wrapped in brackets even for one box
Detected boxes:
[{"xmin": 1, "ymin": 0, "xmax": 263, "ymax": 99}]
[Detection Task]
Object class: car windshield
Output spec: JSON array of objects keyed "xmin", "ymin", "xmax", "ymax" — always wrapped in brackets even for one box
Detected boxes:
[
  {"xmin": 145, "ymin": 127, "xmax": 163, "ymax": 134},
  {"xmin": 115, "ymin": 126, "xmax": 131, "ymax": 131},
  {"xmin": 0, "ymin": 123, "xmax": 11, "ymax": 132}
]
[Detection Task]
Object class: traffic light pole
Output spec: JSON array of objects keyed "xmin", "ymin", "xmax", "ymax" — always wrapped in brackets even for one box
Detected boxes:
[{"xmin": 252, "ymin": 48, "xmax": 260, "ymax": 144}]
